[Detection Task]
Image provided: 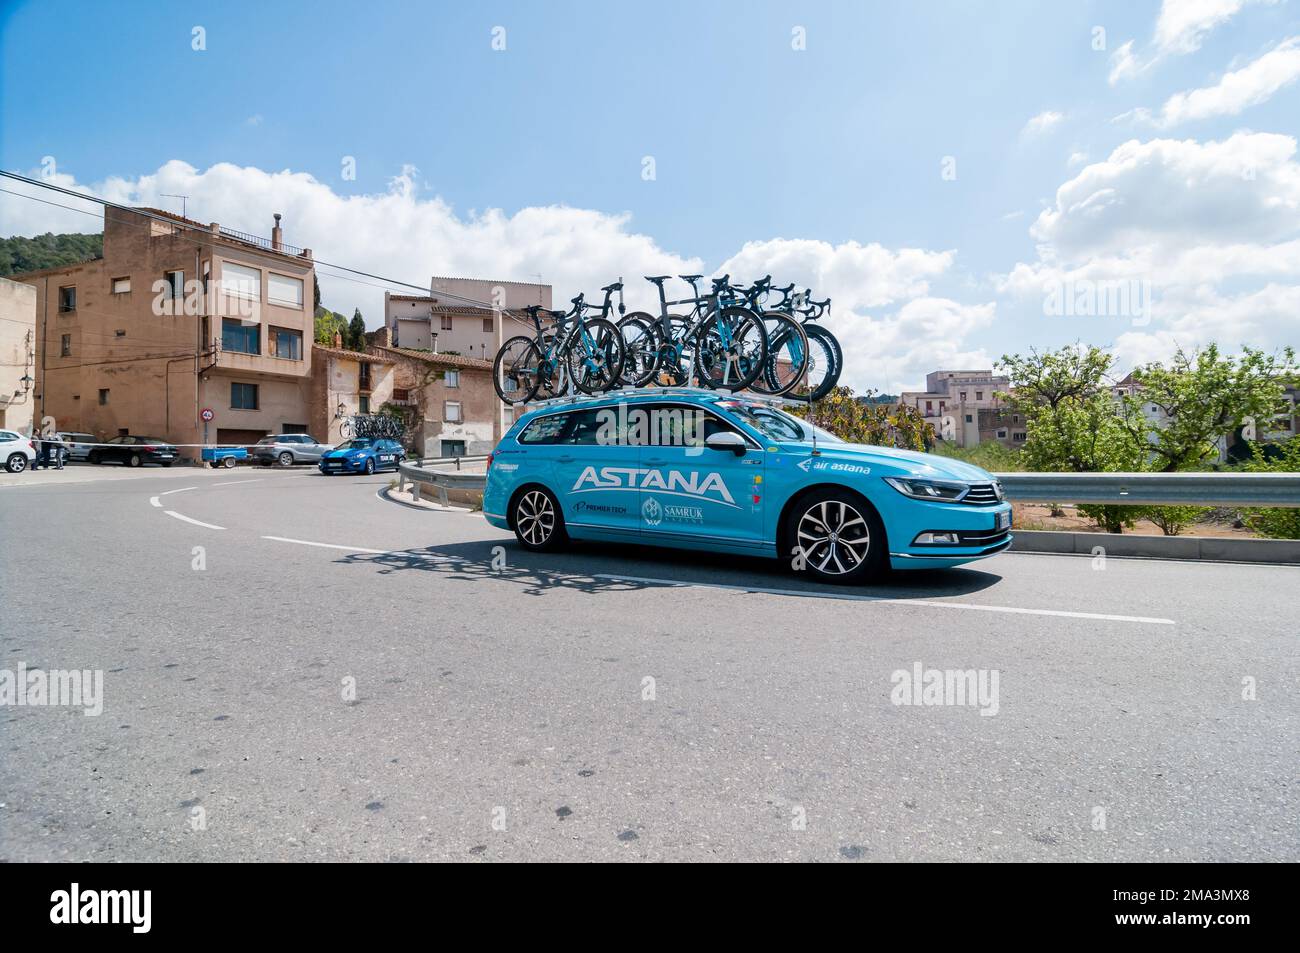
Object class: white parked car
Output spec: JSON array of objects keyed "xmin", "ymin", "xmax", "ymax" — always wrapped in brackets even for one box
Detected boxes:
[
  {"xmin": 57, "ymin": 431, "xmax": 99, "ymax": 461},
  {"xmin": 1, "ymin": 430, "xmax": 37, "ymax": 473}
]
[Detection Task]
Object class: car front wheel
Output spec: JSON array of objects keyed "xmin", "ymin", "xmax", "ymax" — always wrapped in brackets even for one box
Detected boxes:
[
  {"xmin": 6, "ymin": 453, "xmax": 27, "ymax": 473},
  {"xmin": 783, "ymin": 488, "xmax": 886, "ymax": 585},
  {"xmin": 512, "ymin": 486, "xmax": 568, "ymax": 551},
  {"xmin": 364, "ymin": 458, "xmax": 375, "ymax": 475},
  {"xmin": 128, "ymin": 454, "xmax": 142, "ymax": 468}
]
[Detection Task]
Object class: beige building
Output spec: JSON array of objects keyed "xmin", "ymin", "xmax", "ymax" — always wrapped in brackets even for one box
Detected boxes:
[
  {"xmin": 383, "ymin": 276, "xmax": 551, "ymax": 360},
  {"xmin": 899, "ymin": 368, "xmax": 1015, "ymax": 448},
  {"xmin": 14, "ymin": 208, "xmax": 316, "ymax": 450},
  {"xmin": 309, "ymin": 342, "xmax": 397, "ymax": 446},
  {"xmin": 370, "ymin": 344, "xmax": 499, "ymax": 457},
  {"xmin": 0, "ymin": 277, "xmax": 38, "ymax": 433}
]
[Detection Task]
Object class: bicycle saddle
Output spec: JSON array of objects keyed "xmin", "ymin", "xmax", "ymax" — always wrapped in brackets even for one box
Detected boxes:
[
  {"xmin": 570, "ymin": 294, "xmax": 585, "ymax": 305},
  {"xmin": 644, "ymin": 275, "xmax": 671, "ymax": 284},
  {"xmin": 710, "ymin": 274, "xmax": 731, "ymax": 288},
  {"xmin": 679, "ymin": 274, "xmax": 703, "ymax": 283},
  {"xmin": 601, "ymin": 281, "xmax": 623, "ymax": 293}
]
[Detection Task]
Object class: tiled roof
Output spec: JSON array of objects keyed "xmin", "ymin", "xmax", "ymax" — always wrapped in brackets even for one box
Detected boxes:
[
  {"xmin": 388, "ymin": 294, "xmax": 435, "ymax": 302},
  {"xmin": 372, "ymin": 345, "xmax": 493, "ymax": 370},
  {"xmin": 312, "ymin": 344, "xmax": 396, "ymax": 364}
]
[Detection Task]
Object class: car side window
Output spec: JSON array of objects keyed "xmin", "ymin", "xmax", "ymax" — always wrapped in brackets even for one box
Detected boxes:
[{"xmin": 519, "ymin": 413, "xmax": 572, "ymax": 445}]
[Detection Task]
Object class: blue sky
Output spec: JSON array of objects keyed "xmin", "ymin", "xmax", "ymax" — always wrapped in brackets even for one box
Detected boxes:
[{"xmin": 3, "ymin": 0, "xmax": 1300, "ymax": 391}]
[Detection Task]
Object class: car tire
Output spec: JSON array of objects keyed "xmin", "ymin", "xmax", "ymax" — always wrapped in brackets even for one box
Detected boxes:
[
  {"xmin": 128, "ymin": 454, "xmax": 142, "ymax": 468},
  {"xmin": 277, "ymin": 451, "xmax": 294, "ymax": 467},
  {"xmin": 364, "ymin": 458, "xmax": 375, "ymax": 475},
  {"xmin": 88, "ymin": 451, "xmax": 100, "ymax": 465},
  {"xmin": 782, "ymin": 487, "xmax": 887, "ymax": 585},
  {"xmin": 222, "ymin": 456, "xmax": 237, "ymax": 469},
  {"xmin": 6, "ymin": 453, "xmax": 27, "ymax": 474},
  {"xmin": 511, "ymin": 485, "xmax": 568, "ymax": 552}
]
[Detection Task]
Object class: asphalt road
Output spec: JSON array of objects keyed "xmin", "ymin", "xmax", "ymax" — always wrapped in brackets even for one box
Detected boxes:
[{"xmin": 1, "ymin": 465, "xmax": 1296, "ymax": 862}]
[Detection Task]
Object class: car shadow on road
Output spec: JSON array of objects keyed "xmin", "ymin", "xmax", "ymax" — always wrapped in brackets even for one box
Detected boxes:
[{"xmin": 334, "ymin": 538, "xmax": 1003, "ymax": 601}]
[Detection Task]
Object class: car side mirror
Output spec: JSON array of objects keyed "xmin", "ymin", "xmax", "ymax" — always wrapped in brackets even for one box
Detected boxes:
[{"xmin": 705, "ymin": 431, "xmax": 747, "ymax": 456}]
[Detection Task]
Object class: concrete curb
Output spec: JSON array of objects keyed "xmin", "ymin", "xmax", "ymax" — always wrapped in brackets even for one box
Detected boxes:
[{"xmin": 1010, "ymin": 530, "xmax": 1300, "ymax": 564}]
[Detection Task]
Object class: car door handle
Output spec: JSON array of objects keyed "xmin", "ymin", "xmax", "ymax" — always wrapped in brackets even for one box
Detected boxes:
[
  {"xmin": 644, "ymin": 457, "xmax": 666, "ymax": 465},
  {"xmin": 556, "ymin": 455, "xmax": 576, "ymax": 463}
]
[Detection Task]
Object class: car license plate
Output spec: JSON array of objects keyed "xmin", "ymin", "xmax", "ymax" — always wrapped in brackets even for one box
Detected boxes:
[{"xmin": 996, "ymin": 510, "xmax": 1011, "ymax": 530}]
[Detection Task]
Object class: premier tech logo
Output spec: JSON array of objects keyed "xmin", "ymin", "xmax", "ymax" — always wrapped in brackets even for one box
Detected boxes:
[{"xmin": 571, "ymin": 467, "xmax": 737, "ymax": 507}]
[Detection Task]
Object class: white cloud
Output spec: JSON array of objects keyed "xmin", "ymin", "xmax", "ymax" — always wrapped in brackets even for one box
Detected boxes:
[
  {"xmin": 1022, "ymin": 110, "xmax": 1064, "ymax": 138},
  {"xmin": 1150, "ymin": 36, "xmax": 1300, "ymax": 126},
  {"xmin": 0, "ymin": 160, "xmax": 980, "ymax": 392},
  {"xmin": 1067, "ymin": 151, "xmax": 1090, "ymax": 167},
  {"xmin": 1108, "ymin": 0, "xmax": 1274, "ymax": 84}
]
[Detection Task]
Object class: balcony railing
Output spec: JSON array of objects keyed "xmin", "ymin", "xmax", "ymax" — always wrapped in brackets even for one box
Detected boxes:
[{"xmin": 218, "ymin": 226, "xmax": 305, "ymax": 258}]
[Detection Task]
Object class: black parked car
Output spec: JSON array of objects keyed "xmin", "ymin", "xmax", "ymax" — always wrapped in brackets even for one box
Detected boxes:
[{"xmin": 88, "ymin": 435, "xmax": 178, "ymax": 468}]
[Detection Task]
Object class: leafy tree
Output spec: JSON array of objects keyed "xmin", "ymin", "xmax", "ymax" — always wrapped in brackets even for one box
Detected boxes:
[
  {"xmin": 789, "ymin": 386, "xmax": 933, "ymax": 451},
  {"xmin": 1116, "ymin": 344, "xmax": 1298, "ymax": 472},
  {"xmin": 1141, "ymin": 505, "xmax": 1209, "ymax": 537},
  {"xmin": 1238, "ymin": 437, "xmax": 1300, "ymax": 539},
  {"xmin": 1000, "ymin": 345, "xmax": 1144, "ymax": 533},
  {"xmin": 314, "ymin": 309, "xmax": 346, "ymax": 346},
  {"xmin": 0, "ymin": 232, "xmax": 103, "ymax": 276},
  {"xmin": 347, "ymin": 309, "xmax": 366, "ymax": 350}
]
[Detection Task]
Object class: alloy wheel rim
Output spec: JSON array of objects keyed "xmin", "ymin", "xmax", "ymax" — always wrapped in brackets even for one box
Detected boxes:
[
  {"xmin": 796, "ymin": 500, "xmax": 870, "ymax": 575},
  {"xmin": 517, "ymin": 490, "xmax": 555, "ymax": 545}
]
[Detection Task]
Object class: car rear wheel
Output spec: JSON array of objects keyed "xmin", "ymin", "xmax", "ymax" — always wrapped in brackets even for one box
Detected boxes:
[
  {"xmin": 512, "ymin": 486, "xmax": 567, "ymax": 551},
  {"xmin": 6, "ymin": 453, "xmax": 26, "ymax": 473},
  {"xmin": 277, "ymin": 451, "xmax": 293, "ymax": 467},
  {"xmin": 364, "ymin": 458, "xmax": 375, "ymax": 475},
  {"xmin": 783, "ymin": 488, "xmax": 886, "ymax": 585},
  {"xmin": 222, "ymin": 456, "xmax": 237, "ymax": 469},
  {"xmin": 128, "ymin": 453, "xmax": 142, "ymax": 468}
]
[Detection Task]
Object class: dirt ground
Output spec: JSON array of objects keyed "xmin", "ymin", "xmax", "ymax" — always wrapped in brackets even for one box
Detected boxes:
[{"xmin": 1012, "ymin": 503, "xmax": 1257, "ymax": 538}]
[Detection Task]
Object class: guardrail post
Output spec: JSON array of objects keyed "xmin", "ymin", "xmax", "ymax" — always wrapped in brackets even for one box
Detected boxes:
[{"xmin": 438, "ymin": 483, "xmax": 449, "ymax": 506}]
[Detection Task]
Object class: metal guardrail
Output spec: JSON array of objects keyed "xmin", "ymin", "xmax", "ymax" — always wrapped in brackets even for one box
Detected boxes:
[
  {"xmin": 995, "ymin": 472, "xmax": 1300, "ymax": 508},
  {"xmin": 392, "ymin": 460, "xmax": 1300, "ymax": 509},
  {"xmin": 397, "ymin": 455, "xmax": 489, "ymax": 505}
]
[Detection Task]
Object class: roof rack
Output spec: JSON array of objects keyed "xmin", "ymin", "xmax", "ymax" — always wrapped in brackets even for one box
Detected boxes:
[{"xmin": 517, "ymin": 386, "xmax": 796, "ymax": 411}]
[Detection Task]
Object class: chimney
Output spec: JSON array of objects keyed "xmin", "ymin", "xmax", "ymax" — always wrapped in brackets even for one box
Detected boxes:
[
  {"xmin": 272, "ymin": 213, "xmax": 283, "ymax": 251},
  {"xmin": 431, "ymin": 331, "xmax": 439, "ymax": 354},
  {"xmin": 333, "ymin": 330, "xmax": 343, "ymax": 349}
]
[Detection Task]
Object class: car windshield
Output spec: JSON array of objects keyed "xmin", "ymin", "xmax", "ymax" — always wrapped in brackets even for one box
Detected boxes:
[
  {"xmin": 335, "ymin": 439, "xmax": 373, "ymax": 450},
  {"xmin": 716, "ymin": 400, "xmax": 843, "ymax": 444}
]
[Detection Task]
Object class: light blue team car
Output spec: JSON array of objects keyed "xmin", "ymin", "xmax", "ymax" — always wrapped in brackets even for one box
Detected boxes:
[{"xmin": 484, "ymin": 389, "xmax": 1012, "ymax": 584}]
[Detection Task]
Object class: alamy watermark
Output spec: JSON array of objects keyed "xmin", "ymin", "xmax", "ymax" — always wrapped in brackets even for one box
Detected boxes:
[
  {"xmin": 1, "ymin": 662, "xmax": 103, "ymax": 716},
  {"xmin": 1043, "ymin": 278, "xmax": 1151, "ymax": 326},
  {"xmin": 890, "ymin": 662, "xmax": 999, "ymax": 716}
]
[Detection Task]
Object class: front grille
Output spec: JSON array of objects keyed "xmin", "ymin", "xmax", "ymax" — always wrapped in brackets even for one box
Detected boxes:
[{"xmin": 962, "ymin": 482, "xmax": 1001, "ymax": 505}]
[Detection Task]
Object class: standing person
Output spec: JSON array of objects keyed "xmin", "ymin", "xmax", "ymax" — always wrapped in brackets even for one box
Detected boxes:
[{"xmin": 30, "ymin": 430, "xmax": 43, "ymax": 471}]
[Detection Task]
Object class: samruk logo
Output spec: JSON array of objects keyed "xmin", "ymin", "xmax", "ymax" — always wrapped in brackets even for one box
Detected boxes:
[{"xmin": 572, "ymin": 467, "xmax": 737, "ymax": 507}]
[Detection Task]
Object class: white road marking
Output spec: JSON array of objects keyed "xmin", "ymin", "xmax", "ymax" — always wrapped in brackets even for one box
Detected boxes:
[
  {"xmin": 214, "ymin": 479, "xmax": 263, "ymax": 487},
  {"xmin": 164, "ymin": 510, "xmax": 225, "ymax": 530},
  {"xmin": 592, "ymin": 573, "xmax": 1176, "ymax": 625},
  {"xmin": 149, "ymin": 496, "xmax": 162, "ymax": 508},
  {"xmin": 159, "ymin": 486, "xmax": 197, "ymax": 496},
  {"xmin": 260, "ymin": 535, "xmax": 1174, "ymax": 625}
]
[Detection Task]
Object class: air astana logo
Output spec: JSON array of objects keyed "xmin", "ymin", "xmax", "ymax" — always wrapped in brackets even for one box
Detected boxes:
[{"xmin": 572, "ymin": 467, "xmax": 737, "ymax": 507}]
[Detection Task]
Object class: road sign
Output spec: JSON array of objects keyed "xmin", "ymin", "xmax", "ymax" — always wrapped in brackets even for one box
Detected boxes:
[{"xmin": 200, "ymin": 408, "xmax": 214, "ymax": 422}]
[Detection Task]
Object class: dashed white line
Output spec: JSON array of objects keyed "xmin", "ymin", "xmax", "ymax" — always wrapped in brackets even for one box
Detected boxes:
[
  {"xmin": 149, "ymin": 496, "xmax": 162, "ymax": 508},
  {"xmin": 259, "ymin": 535, "xmax": 1174, "ymax": 625},
  {"xmin": 164, "ymin": 510, "xmax": 225, "ymax": 530},
  {"xmin": 214, "ymin": 479, "xmax": 263, "ymax": 487},
  {"xmin": 159, "ymin": 486, "xmax": 197, "ymax": 496}
]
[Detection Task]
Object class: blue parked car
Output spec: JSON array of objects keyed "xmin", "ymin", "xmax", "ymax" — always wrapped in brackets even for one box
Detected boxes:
[
  {"xmin": 318, "ymin": 438, "xmax": 405, "ymax": 475},
  {"xmin": 483, "ymin": 389, "xmax": 1012, "ymax": 584}
]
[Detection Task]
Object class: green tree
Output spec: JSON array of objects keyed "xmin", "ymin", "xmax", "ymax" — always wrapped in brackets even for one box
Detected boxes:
[
  {"xmin": 1116, "ymin": 344, "xmax": 1299, "ymax": 472},
  {"xmin": 1000, "ymin": 345, "xmax": 1144, "ymax": 533},
  {"xmin": 0, "ymin": 232, "xmax": 103, "ymax": 276},
  {"xmin": 314, "ymin": 309, "xmax": 346, "ymax": 346},
  {"xmin": 789, "ymin": 386, "xmax": 933, "ymax": 450},
  {"xmin": 347, "ymin": 309, "xmax": 366, "ymax": 350},
  {"xmin": 1239, "ymin": 436, "xmax": 1300, "ymax": 539}
]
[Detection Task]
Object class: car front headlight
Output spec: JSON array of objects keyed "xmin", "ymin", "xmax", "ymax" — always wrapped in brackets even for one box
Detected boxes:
[{"xmin": 883, "ymin": 477, "xmax": 970, "ymax": 502}]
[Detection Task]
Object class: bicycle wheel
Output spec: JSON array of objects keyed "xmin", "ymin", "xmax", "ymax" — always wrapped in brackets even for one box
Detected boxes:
[
  {"xmin": 785, "ymin": 324, "xmax": 843, "ymax": 403},
  {"xmin": 650, "ymin": 315, "xmax": 692, "ymax": 386},
  {"xmin": 494, "ymin": 335, "xmax": 543, "ymax": 404},
  {"xmin": 566, "ymin": 318, "xmax": 625, "ymax": 394},
  {"xmin": 751, "ymin": 312, "xmax": 810, "ymax": 397},
  {"xmin": 617, "ymin": 312, "xmax": 660, "ymax": 388},
  {"xmin": 693, "ymin": 306, "xmax": 768, "ymax": 391}
]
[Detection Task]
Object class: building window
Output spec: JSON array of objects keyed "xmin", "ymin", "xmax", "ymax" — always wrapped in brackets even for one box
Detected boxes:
[
  {"xmin": 111, "ymin": 277, "xmax": 131, "ymax": 294},
  {"xmin": 441, "ymin": 439, "xmax": 466, "ymax": 457},
  {"xmin": 220, "ymin": 262, "xmax": 261, "ymax": 300},
  {"xmin": 925, "ymin": 400, "xmax": 933, "ymax": 412},
  {"xmin": 359, "ymin": 363, "xmax": 372, "ymax": 390},
  {"xmin": 996, "ymin": 429, "xmax": 1007, "ymax": 439},
  {"xmin": 222, "ymin": 318, "xmax": 260, "ymax": 355},
  {"xmin": 60, "ymin": 334, "xmax": 71, "ymax": 357},
  {"xmin": 482, "ymin": 316, "xmax": 494, "ymax": 333},
  {"xmin": 392, "ymin": 387, "xmax": 410, "ymax": 403},
  {"xmin": 230, "ymin": 382, "xmax": 259, "ymax": 410},
  {"xmin": 976, "ymin": 391, "xmax": 984, "ymax": 401},
  {"xmin": 1013, "ymin": 432, "xmax": 1026, "ymax": 442},
  {"xmin": 359, "ymin": 395, "xmax": 370, "ymax": 414},
  {"xmin": 98, "ymin": 388, "xmax": 109, "ymax": 405},
  {"xmin": 270, "ymin": 326, "xmax": 302, "ymax": 360},
  {"xmin": 441, "ymin": 315, "xmax": 454, "ymax": 331},
  {"xmin": 444, "ymin": 369, "xmax": 459, "ymax": 388},
  {"xmin": 163, "ymin": 270, "xmax": 184, "ymax": 299},
  {"xmin": 267, "ymin": 272, "xmax": 303, "ymax": 308},
  {"xmin": 959, "ymin": 391, "xmax": 967, "ymax": 401},
  {"xmin": 58, "ymin": 286, "xmax": 76, "ymax": 312},
  {"xmin": 445, "ymin": 400, "xmax": 462, "ymax": 423},
  {"xmin": 965, "ymin": 414, "xmax": 973, "ymax": 423}
]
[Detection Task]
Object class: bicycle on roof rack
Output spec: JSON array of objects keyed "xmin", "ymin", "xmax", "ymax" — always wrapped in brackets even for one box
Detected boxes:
[
  {"xmin": 722, "ymin": 274, "xmax": 813, "ymax": 399},
  {"xmin": 492, "ymin": 285, "xmax": 626, "ymax": 405},
  {"xmin": 616, "ymin": 273, "xmax": 768, "ymax": 391},
  {"xmin": 761, "ymin": 283, "xmax": 842, "ymax": 402}
]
